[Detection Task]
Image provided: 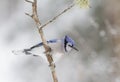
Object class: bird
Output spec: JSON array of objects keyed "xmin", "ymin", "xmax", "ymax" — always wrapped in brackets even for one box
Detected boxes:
[{"xmin": 13, "ymin": 35, "xmax": 78, "ymax": 63}]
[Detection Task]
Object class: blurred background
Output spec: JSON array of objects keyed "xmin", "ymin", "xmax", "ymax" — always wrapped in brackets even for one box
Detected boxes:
[{"xmin": 0, "ymin": 0, "xmax": 120, "ymax": 82}]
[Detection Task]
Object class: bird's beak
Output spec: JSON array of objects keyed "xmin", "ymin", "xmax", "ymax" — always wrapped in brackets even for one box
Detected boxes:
[
  {"xmin": 68, "ymin": 45, "xmax": 79, "ymax": 51},
  {"xmin": 72, "ymin": 46, "xmax": 79, "ymax": 51}
]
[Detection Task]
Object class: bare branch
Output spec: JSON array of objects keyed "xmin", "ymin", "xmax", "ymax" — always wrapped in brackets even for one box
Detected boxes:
[
  {"xmin": 25, "ymin": 0, "xmax": 41, "ymax": 28},
  {"xmin": 40, "ymin": 3, "xmax": 75, "ymax": 30},
  {"xmin": 25, "ymin": 0, "xmax": 58, "ymax": 82},
  {"xmin": 25, "ymin": 0, "xmax": 75, "ymax": 81}
]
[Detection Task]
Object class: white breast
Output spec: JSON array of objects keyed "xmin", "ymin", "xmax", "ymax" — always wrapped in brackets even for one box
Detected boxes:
[{"xmin": 48, "ymin": 40, "xmax": 65, "ymax": 63}]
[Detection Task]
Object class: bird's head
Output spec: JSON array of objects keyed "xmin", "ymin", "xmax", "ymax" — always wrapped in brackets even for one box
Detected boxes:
[{"xmin": 64, "ymin": 35, "xmax": 78, "ymax": 52}]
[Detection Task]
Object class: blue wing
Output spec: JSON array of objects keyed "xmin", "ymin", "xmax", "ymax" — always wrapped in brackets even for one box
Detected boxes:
[
  {"xmin": 13, "ymin": 39, "xmax": 59, "ymax": 57},
  {"xmin": 24, "ymin": 39, "xmax": 58, "ymax": 51},
  {"xmin": 22, "ymin": 39, "xmax": 58, "ymax": 54}
]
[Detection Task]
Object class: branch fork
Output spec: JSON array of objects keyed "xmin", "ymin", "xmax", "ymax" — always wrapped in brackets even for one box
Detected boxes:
[{"xmin": 25, "ymin": 0, "xmax": 75, "ymax": 82}]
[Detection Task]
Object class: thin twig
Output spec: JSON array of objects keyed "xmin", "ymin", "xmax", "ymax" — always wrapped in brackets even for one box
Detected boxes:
[
  {"xmin": 25, "ymin": 0, "xmax": 58, "ymax": 82},
  {"xmin": 40, "ymin": 3, "xmax": 75, "ymax": 30},
  {"xmin": 25, "ymin": 0, "xmax": 41, "ymax": 28}
]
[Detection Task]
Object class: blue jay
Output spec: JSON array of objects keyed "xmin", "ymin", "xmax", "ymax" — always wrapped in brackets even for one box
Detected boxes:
[{"xmin": 13, "ymin": 35, "xmax": 78, "ymax": 63}]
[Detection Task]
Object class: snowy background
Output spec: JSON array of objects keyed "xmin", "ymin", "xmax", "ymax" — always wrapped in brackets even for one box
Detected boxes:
[{"xmin": 0, "ymin": 0, "xmax": 120, "ymax": 82}]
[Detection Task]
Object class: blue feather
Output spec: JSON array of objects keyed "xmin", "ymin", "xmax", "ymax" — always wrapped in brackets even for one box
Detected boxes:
[
  {"xmin": 24, "ymin": 39, "xmax": 58, "ymax": 52},
  {"xmin": 65, "ymin": 35, "xmax": 75, "ymax": 46}
]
